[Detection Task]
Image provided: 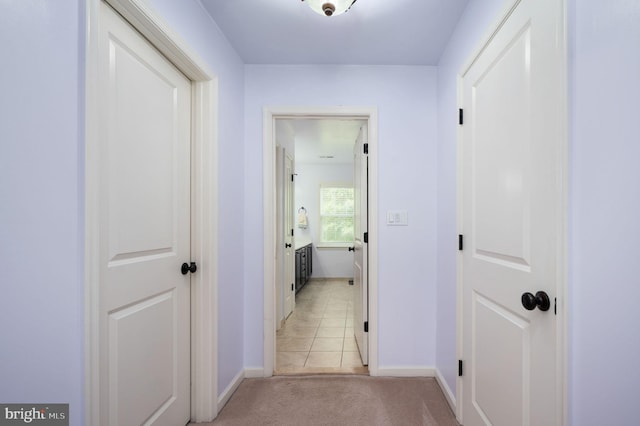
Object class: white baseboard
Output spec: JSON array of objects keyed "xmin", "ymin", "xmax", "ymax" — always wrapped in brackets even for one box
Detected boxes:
[
  {"xmin": 376, "ymin": 367, "xmax": 456, "ymax": 413},
  {"xmin": 375, "ymin": 367, "xmax": 436, "ymax": 377},
  {"xmin": 435, "ymin": 368, "xmax": 456, "ymax": 413},
  {"xmin": 244, "ymin": 367, "xmax": 265, "ymax": 378},
  {"xmin": 217, "ymin": 367, "xmax": 266, "ymax": 412},
  {"xmin": 217, "ymin": 369, "xmax": 244, "ymax": 410}
]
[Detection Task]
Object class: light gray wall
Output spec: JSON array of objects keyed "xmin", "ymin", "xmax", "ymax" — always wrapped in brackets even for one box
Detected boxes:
[
  {"xmin": 568, "ymin": 0, "xmax": 640, "ymax": 424},
  {"xmin": 244, "ymin": 65, "xmax": 439, "ymax": 369},
  {"xmin": 0, "ymin": 2, "xmax": 84, "ymax": 423},
  {"xmin": 294, "ymin": 162, "xmax": 354, "ymax": 278}
]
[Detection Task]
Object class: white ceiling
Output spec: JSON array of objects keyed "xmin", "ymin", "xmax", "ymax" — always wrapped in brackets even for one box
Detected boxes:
[
  {"xmin": 200, "ymin": 0, "xmax": 469, "ymax": 65},
  {"xmin": 280, "ymin": 119, "xmax": 366, "ymax": 164}
]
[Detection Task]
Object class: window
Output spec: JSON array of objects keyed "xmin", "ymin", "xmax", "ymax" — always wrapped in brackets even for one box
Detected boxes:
[{"xmin": 319, "ymin": 183, "xmax": 354, "ymax": 244}]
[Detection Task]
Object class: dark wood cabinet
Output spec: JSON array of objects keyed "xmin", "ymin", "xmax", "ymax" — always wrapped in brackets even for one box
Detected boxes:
[{"xmin": 295, "ymin": 243, "xmax": 312, "ymax": 293}]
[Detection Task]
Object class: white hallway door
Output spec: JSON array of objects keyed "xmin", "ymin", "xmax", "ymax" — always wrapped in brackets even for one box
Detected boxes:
[
  {"xmin": 284, "ymin": 151, "xmax": 295, "ymax": 318},
  {"xmin": 460, "ymin": 0, "xmax": 565, "ymax": 424},
  {"xmin": 353, "ymin": 125, "xmax": 369, "ymax": 365},
  {"xmin": 98, "ymin": 3, "xmax": 191, "ymax": 425}
]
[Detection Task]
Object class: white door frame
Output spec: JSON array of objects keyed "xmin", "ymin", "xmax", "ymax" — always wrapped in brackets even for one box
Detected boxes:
[
  {"xmin": 263, "ymin": 106, "xmax": 379, "ymax": 376},
  {"xmin": 85, "ymin": 0, "xmax": 219, "ymax": 423},
  {"xmin": 455, "ymin": 0, "xmax": 568, "ymax": 423}
]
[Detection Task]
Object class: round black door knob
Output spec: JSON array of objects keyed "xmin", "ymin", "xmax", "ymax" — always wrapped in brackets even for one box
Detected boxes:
[
  {"xmin": 181, "ymin": 262, "xmax": 197, "ymax": 275},
  {"xmin": 521, "ymin": 291, "xmax": 551, "ymax": 311},
  {"xmin": 348, "ymin": 247, "xmax": 355, "ymax": 252},
  {"xmin": 285, "ymin": 243, "xmax": 292, "ymax": 248},
  {"xmin": 534, "ymin": 291, "xmax": 551, "ymax": 311},
  {"xmin": 521, "ymin": 292, "xmax": 537, "ymax": 310}
]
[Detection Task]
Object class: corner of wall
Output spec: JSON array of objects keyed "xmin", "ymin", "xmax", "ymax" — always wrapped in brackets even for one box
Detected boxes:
[{"xmin": 435, "ymin": 367, "xmax": 456, "ymax": 413}]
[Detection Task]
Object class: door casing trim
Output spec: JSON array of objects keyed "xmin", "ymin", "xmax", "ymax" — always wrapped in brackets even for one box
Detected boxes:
[
  {"xmin": 263, "ymin": 106, "xmax": 379, "ymax": 377},
  {"xmin": 84, "ymin": 0, "xmax": 219, "ymax": 423},
  {"xmin": 455, "ymin": 0, "xmax": 568, "ymax": 424}
]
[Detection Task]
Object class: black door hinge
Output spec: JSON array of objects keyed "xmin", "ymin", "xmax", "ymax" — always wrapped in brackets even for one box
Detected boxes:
[
  {"xmin": 291, "ymin": 174, "xmax": 294, "ymax": 181},
  {"xmin": 291, "ymin": 283, "xmax": 294, "ymax": 291},
  {"xmin": 363, "ymin": 143, "xmax": 369, "ymax": 154},
  {"xmin": 363, "ymin": 232, "xmax": 368, "ymax": 243},
  {"xmin": 458, "ymin": 360, "xmax": 463, "ymax": 376},
  {"xmin": 364, "ymin": 321, "xmax": 369, "ymax": 333},
  {"xmin": 459, "ymin": 108, "xmax": 464, "ymax": 125},
  {"xmin": 458, "ymin": 234, "xmax": 463, "ymax": 251},
  {"xmin": 291, "ymin": 229, "xmax": 294, "ymax": 237},
  {"xmin": 554, "ymin": 297, "xmax": 557, "ymax": 315}
]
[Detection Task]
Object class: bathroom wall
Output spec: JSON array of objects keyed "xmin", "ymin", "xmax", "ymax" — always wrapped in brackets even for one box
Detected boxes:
[{"xmin": 294, "ymin": 162, "xmax": 354, "ymax": 278}]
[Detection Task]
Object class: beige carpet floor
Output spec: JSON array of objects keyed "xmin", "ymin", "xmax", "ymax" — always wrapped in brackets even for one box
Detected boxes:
[{"xmin": 195, "ymin": 375, "xmax": 459, "ymax": 426}]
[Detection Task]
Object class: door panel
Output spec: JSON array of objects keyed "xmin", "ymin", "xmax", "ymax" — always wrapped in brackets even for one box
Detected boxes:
[
  {"xmin": 472, "ymin": 293, "xmax": 530, "ymax": 426},
  {"xmin": 107, "ymin": 34, "xmax": 177, "ymax": 264},
  {"xmin": 461, "ymin": 0, "xmax": 563, "ymax": 424},
  {"xmin": 99, "ymin": 3, "xmax": 191, "ymax": 425},
  {"xmin": 353, "ymin": 125, "xmax": 368, "ymax": 365},
  {"xmin": 473, "ymin": 24, "xmax": 531, "ymax": 270},
  {"xmin": 108, "ymin": 291, "xmax": 177, "ymax": 426}
]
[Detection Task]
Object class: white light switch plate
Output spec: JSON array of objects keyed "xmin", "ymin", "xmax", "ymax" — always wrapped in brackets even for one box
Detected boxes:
[{"xmin": 386, "ymin": 210, "xmax": 408, "ymax": 226}]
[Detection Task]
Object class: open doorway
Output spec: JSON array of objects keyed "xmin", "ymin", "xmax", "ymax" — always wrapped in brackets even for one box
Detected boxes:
[
  {"xmin": 262, "ymin": 107, "xmax": 379, "ymax": 377},
  {"xmin": 275, "ymin": 118, "xmax": 367, "ymax": 374}
]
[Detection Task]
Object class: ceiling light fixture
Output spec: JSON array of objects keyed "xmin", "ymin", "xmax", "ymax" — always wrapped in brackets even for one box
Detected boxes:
[{"xmin": 302, "ymin": 0, "xmax": 357, "ymax": 17}]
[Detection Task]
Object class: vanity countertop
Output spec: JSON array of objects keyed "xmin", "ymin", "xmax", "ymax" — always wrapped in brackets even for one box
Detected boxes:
[{"xmin": 295, "ymin": 238, "xmax": 312, "ymax": 250}]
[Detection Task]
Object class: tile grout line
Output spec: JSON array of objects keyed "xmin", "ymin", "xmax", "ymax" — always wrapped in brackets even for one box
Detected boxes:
[{"xmin": 277, "ymin": 279, "xmax": 362, "ymax": 371}]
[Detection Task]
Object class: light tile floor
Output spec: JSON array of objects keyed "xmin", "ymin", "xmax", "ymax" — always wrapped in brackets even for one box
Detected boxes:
[{"xmin": 275, "ymin": 278, "xmax": 368, "ymax": 375}]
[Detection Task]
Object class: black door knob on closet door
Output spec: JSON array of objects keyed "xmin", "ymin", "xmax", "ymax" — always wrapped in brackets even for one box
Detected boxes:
[
  {"xmin": 521, "ymin": 291, "xmax": 550, "ymax": 311},
  {"xmin": 348, "ymin": 247, "xmax": 355, "ymax": 252},
  {"xmin": 285, "ymin": 243, "xmax": 292, "ymax": 248},
  {"xmin": 181, "ymin": 262, "xmax": 197, "ymax": 275}
]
